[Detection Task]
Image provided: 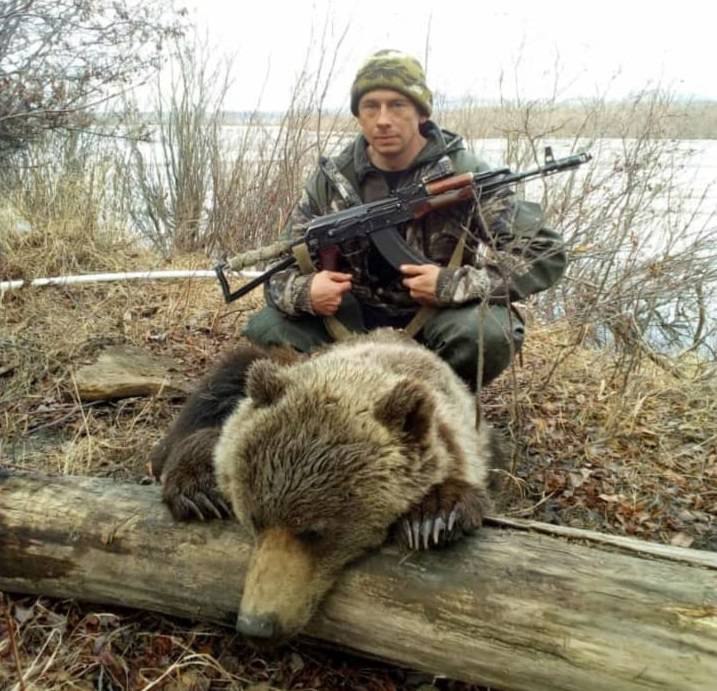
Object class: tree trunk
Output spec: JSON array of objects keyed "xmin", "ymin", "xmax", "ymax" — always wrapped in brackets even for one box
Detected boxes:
[{"xmin": 1, "ymin": 470, "xmax": 715, "ymax": 691}]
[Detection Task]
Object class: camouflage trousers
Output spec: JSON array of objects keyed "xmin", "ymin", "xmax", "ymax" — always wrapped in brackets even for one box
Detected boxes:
[{"xmin": 242, "ymin": 296, "xmax": 524, "ymax": 390}]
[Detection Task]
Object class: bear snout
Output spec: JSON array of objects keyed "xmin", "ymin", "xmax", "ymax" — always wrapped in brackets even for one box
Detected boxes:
[
  {"xmin": 235, "ymin": 612, "xmax": 279, "ymax": 640},
  {"xmin": 239, "ymin": 527, "xmax": 332, "ymax": 642}
]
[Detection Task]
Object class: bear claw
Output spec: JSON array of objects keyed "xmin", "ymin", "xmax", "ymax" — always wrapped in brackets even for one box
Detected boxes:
[
  {"xmin": 432, "ymin": 515, "xmax": 446, "ymax": 544},
  {"xmin": 396, "ymin": 481, "xmax": 488, "ymax": 552},
  {"xmin": 402, "ymin": 512, "xmax": 456, "ymax": 550},
  {"xmin": 170, "ymin": 490, "xmax": 232, "ymax": 521}
]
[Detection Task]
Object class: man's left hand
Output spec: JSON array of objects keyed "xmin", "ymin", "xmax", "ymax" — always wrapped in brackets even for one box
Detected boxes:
[{"xmin": 400, "ymin": 264, "xmax": 441, "ymax": 306}]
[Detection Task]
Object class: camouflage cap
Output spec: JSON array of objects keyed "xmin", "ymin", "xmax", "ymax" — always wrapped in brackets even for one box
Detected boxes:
[{"xmin": 350, "ymin": 49, "xmax": 432, "ymax": 117}]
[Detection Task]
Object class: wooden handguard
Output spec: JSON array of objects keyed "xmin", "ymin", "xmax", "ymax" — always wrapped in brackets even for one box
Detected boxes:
[
  {"xmin": 424, "ymin": 172, "xmax": 474, "ymax": 196},
  {"xmin": 412, "ymin": 186, "xmax": 477, "ymax": 219}
]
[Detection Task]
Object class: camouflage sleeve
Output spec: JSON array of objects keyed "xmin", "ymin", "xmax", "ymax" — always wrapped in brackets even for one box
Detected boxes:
[
  {"xmin": 435, "ymin": 192, "xmax": 567, "ymax": 305},
  {"xmin": 264, "ymin": 188, "xmax": 318, "ymax": 317}
]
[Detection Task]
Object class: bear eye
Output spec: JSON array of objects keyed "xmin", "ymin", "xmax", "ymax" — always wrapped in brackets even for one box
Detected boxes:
[{"xmin": 297, "ymin": 529, "xmax": 323, "ymax": 544}]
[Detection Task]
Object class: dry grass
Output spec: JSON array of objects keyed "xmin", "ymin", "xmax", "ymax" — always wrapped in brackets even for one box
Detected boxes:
[
  {"xmin": 2, "ymin": 238, "xmax": 715, "ymax": 689},
  {"xmin": 485, "ymin": 321, "xmax": 716, "ymax": 549},
  {"xmin": 1, "ymin": 594, "xmax": 458, "ymax": 691},
  {"xmin": 1, "ymin": 248, "xmax": 261, "ymax": 479}
]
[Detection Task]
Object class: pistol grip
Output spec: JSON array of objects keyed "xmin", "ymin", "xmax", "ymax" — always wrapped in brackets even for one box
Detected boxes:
[{"xmin": 319, "ymin": 246, "xmax": 340, "ymax": 271}]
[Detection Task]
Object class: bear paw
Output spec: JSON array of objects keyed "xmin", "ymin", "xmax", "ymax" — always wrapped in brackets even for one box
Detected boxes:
[
  {"xmin": 160, "ymin": 428, "xmax": 233, "ymax": 522},
  {"xmin": 395, "ymin": 479, "xmax": 490, "ymax": 551}
]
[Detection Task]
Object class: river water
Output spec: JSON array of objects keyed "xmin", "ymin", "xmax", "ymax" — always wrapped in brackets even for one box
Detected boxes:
[{"xmin": 211, "ymin": 126, "xmax": 717, "ymax": 226}]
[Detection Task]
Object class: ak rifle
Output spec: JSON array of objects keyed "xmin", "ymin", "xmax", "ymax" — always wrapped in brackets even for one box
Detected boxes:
[{"xmin": 215, "ymin": 146, "xmax": 591, "ymax": 303}]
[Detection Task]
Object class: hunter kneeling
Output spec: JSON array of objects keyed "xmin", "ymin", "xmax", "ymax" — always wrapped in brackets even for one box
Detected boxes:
[{"xmin": 242, "ymin": 49, "xmax": 568, "ymax": 390}]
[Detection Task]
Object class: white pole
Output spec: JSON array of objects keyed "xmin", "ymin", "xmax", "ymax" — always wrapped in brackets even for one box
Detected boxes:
[{"xmin": 0, "ymin": 269, "xmax": 262, "ymax": 293}]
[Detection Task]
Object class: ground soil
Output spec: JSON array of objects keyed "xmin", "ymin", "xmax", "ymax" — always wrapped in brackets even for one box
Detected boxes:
[{"xmin": 1, "ymin": 264, "xmax": 715, "ymax": 690}]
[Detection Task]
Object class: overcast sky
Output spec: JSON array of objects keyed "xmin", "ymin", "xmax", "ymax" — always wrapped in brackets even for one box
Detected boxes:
[{"xmin": 183, "ymin": 0, "xmax": 712, "ymax": 111}]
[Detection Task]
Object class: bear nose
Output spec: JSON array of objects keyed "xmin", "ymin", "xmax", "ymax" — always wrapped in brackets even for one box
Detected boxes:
[{"xmin": 235, "ymin": 612, "xmax": 279, "ymax": 640}]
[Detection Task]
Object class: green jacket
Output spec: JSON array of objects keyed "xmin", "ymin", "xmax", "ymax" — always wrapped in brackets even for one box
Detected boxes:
[{"xmin": 266, "ymin": 121, "xmax": 567, "ymax": 317}]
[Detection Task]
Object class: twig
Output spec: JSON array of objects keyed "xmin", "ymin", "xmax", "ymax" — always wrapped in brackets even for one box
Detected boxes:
[
  {"xmin": 25, "ymin": 401, "xmax": 105, "ymax": 435},
  {"xmin": 505, "ymin": 490, "xmax": 558, "ymax": 517},
  {"xmin": 2, "ymin": 593, "xmax": 27, "ymax": 691},
  {"xmin": 485, "ymin": 515, "xmax": 717, "ymax": 569}
]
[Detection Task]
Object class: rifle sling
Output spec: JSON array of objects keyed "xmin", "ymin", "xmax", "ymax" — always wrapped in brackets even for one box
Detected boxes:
[
  {"xmin": 292, "ymin": 243, "xmax": 354, "ymax": 342},
  {"xmin": 402, "ymin": 228, "xmax": 467, "ymax": 338}
]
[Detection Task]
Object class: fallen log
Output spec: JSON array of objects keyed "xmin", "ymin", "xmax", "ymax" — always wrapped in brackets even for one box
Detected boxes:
[{"xmin": 1, "ymin": 470, "xmax": 715, "ymax": 691}]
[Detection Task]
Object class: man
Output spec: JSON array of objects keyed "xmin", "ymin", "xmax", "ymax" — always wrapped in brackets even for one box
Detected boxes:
[{"xmin": 243, "ymin": 49, "xmax": 566, "ymax": 390}]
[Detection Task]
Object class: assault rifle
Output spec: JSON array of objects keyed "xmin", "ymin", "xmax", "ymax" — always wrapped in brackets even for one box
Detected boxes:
[{"xmin": 215, "ymin": 146, "xmax": 591, "ymax": 303}]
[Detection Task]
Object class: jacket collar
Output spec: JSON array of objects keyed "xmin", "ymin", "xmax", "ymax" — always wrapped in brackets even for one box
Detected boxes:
[{"xmin": 350, "ymin": 121, "xmax": 465, "ymax": 184}]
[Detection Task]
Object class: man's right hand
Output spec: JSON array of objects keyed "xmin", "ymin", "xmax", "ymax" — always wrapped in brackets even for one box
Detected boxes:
[{"xmin": 310, "ymin": 271, "xmax": 353, "ymax": 316}]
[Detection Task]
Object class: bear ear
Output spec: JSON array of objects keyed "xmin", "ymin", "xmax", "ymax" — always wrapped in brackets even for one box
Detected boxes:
[
  {"xmin": 246, "ymin": 359, "xmax": 288, "ymax": 407},
  {"xmin": 374, "ymin": 379, "xmax": 435, "ymax": 445}
]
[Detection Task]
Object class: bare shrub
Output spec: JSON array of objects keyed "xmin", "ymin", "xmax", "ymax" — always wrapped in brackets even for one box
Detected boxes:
[
  {"xmin": 206, "ymin": 23, "xmax": 351, "ymax": 257},
  {"xmin": 457, "ymin": 86, "xmax": 717, "ymax": 368},
  {"xmin": 128, "ymin": 22, "xmax": 352, "ymax": 258},
  {"xmin": 0, "ymin": 0, "xmax": 185, "ymax": 162},
  {"xmin": 127, "ymin": 33, "xmax": 230, "ymax": 256}
]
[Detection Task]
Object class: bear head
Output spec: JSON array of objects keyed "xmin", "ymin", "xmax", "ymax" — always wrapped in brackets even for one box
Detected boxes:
[{"xmin": 213, "ymin": 353, "xmax": 445, "ymax": 644}]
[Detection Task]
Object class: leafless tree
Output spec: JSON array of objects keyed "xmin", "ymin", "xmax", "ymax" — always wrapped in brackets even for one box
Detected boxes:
[{"xmin": 0, "ymin": 0, "xmax": 185, "ymax": 160}]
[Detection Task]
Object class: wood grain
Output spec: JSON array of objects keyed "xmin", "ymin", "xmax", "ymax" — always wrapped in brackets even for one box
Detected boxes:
[{"xmin": 1, "ymin": 470, "xmax": 715, "ymax": 690}]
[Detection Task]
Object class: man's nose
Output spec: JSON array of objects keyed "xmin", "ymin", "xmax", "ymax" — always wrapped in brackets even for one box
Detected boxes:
[{"xmin": 376, "ymin": 104, "xmax": 392, "ymax": 125}]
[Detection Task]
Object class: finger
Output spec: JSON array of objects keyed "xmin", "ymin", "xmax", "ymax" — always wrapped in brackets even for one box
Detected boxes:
[
  {"xmin": 326, "ymin": 271, "xmax": 353, "ymax": 282},
  {"xmin": 399, "ymin": 264, "xmax": 425, "ymax": 275},
  {"xmin": 336, "ymin": 280, "xmax": 353, "ymax": 294},
  {"xmin": 402, "ymin": 276, "xmax": 419, "ymax": 289},
  {"xmin": 407, "ymin": 286, "xmax": 429, "ymax": 299},
  {"xmin": 320, "ymin": 302, "xmax": 340, "ymax": 315}
]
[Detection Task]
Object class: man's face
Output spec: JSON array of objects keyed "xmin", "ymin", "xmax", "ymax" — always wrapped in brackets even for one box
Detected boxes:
[{"xmin": 357, "ymin": 89, "xmax": 427, "ymax": 168}]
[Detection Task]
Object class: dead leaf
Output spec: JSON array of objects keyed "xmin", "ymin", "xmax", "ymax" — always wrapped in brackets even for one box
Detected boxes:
[
  {"xmin": 670, "ymin": 532, "xmax": 695, "ymax": 548},
  {"xmin": 0, "ymin": 364, "xmax": 17, "ymax": 377},
  {"xmin": 13, "ymin": 604, "xmax": 34, "ymax": 624}
]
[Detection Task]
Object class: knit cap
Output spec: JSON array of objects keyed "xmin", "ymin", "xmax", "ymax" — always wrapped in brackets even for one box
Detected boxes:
[{"xmin": 350, "ymin": 49, "xmax": 432, "ymax": 117}]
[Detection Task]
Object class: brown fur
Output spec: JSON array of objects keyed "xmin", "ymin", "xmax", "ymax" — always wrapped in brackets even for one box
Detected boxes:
[
  {"xmin": 212, "ymin": 329, "xmax": 500, "ymax": 643},
  {"xmin": 149, "ymin": 343, "xmax": 300, "ymax": 520}
]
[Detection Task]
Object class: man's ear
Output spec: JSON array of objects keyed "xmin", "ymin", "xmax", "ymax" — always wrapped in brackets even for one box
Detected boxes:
[
  {"xmin": 246, "ymin": 360, "xmax": 288, "ymax": 407},
  {"xmin": 374, "ymin": 379, "xmax": 435, "ymax": 445}
]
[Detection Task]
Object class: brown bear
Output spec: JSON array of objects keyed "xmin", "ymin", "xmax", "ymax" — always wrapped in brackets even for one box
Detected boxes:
[
  {"xmin": 151, "ymin": 329, "xmax": 502, "ymax": 644},
  {"xmin": 149, "ymin": 343, "xmax": 301, "ymax": 520}
]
